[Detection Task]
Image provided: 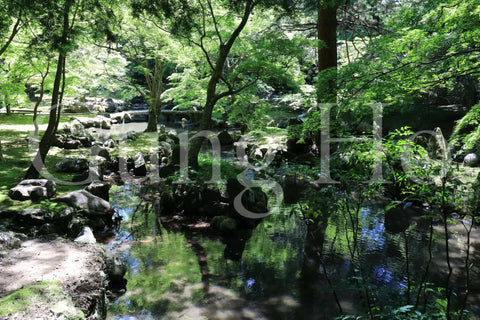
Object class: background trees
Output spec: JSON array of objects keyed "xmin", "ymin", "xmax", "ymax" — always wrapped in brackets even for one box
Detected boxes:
[
  {"xmin": 132, "ymin": 0, "xmax": 304, "ymax": 166},
  {"xmin": 0, "ymin": 0, "xmax": 477, "ymax": 177}
]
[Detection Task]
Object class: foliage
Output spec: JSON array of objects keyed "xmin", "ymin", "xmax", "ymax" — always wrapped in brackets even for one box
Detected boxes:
[{"xmin": 449, "ymin": 103, "xmax": 480, "ymax": 158}]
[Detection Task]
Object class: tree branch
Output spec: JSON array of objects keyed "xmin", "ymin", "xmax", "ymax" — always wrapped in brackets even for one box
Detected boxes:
[
  {"xmin": 0, "ymin": 16, "xmax": 22, "ymax": 57},
  {"xmin": 206, "ymin": 0, "xmax": 224, "ymax": 44}
]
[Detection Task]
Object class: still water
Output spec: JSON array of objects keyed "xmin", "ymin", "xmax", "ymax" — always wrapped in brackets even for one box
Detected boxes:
[{"xmin": 106, "ymin": 184, "xmax": 480, "ymax": 320}]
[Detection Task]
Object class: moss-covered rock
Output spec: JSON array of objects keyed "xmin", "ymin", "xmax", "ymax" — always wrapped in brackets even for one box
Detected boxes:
[{"xmin": 0, "ymin": 281, "xmax": 86, "ymax": 320}]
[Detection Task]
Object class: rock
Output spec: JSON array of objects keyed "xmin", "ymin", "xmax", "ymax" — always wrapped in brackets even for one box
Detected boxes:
[
  {"xmin": 0, "ymin": 231, "xmax": 22, "ymax": 249},
  {"xmin": 85, "ymin": 181, "xmax": 110, "ymax": 201},
  {"xmin": 97, "ymin": 115, "xmax": 112, "ymax": 129},
  {"xmin": 158, "ymin": 141, "xmax": 172, "ymax": 160},
  {"xmin": 38, "ymin": 223, "xmax": 55, "ymax": 235},
  {"xmin": 126, "ymin": 131, "xmax": 138, "ymax": 141},
  {"xmin": 110, "ymin": 112, "xmax": 132, "ymax": 123},
  {"xmin": 63, "ymin": 139, "xmax": 82, "ymax": 149},
  {"xmin": 53, "ymin": 207, "xmax": 75, "ymax": 233},
  {"xmin": 91, "ymin": 145, "xmax": 111, "ymax": 161},
  {"xmin": 69, "ymin": 121, "xmax": 94, "ymax": 141},
  {"xmin": 72, "ymin": 116, "xmax": 111, "ymax": 129},
  {"xmin": 67, "ymin": 217, "xmax": 87, "ymax": 237},
  {"xmin": 53, "ymin": 190, "xmax": 111, "ymax": 218},
  {"xmin": 103, "ymin": 139, "xmax": 116, "ymax": 149},
  {"xmin": 72, "ymin": 167, "xmax": 103, "ymax": 184},
  {"xmin": 464, "ymin": 153, "xmax": 479, "ymax": 167},
  {"xmin": 105, "ymin": 251, "xmax": 127, "ymax": 283},
  {"xmin": 55, "ymin": 157, "xmax": 89, "ymax": 173},
  {"xmin": 16, "ymin": 208, "xmax": 53, "ymax": 226},
  {"xmin": 218, "ymin": 130, "xmax": 234, "ymax": 145},
  {"xmin": 9, "ymin": 179, "xmax": 56, "ymax": 202},
  {"xmin": 63, "ymin": 102, "xmax": 90, "ymax": 113},
  {"xmin": 133, "ymin": 152, "xmax": 147, "ymax": 176},
  {"xmin": 74, "ymin": 226, "xmax": 96, "ymax": 243},
  {"xmin": 242, "ymin": 187, "xmax": 268, "ymax": 214},
  {"xmin": 105, "ymin": 98, "xmax": 119, "ymax": 113},
  {"xmin": 253, "ymin": 147, "xmax": 264, "ymax": 160}
]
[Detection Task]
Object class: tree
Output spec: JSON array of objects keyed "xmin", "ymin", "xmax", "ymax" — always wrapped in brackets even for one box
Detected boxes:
[
  {"xmin": 0, "ymin": 0, "xmax": 26, "ymax": 58},
  {"xmin": 24, "ymin": 0, "xmax": 118, "ymax": 179},
  {"xmin": 317, "ymin": 0, "xmax": 339, "ymax": 103},
  {"xmin": 338, "ymin": 0, "xmax": 480, "ymax": 106},
  {"xmin": 133, "ymin": 0, "xmax": 298, "ymax": 167},
  {"xmin": 119, "ymin": 19, "xmax": 167, "ymax": 133}
]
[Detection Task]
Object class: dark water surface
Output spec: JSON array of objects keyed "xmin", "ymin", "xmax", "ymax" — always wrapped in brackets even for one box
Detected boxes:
[{"xmin": 106, "ymin": 184, "xmax": 480, "ymax": 320}]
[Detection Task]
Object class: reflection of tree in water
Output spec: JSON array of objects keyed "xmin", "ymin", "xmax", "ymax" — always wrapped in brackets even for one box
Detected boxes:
[{"xmin": 110, "ymin": 184, "xmax": 307, "ymax": 319}]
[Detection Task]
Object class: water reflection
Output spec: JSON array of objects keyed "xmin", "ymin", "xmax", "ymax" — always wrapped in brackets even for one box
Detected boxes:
[{"xmin": 107, "ymin": 185, "xmax": 480, "ymax": 319}]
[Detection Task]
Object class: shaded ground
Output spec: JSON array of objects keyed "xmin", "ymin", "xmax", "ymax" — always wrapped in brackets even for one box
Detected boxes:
[{"xmin": 0, "ymin": 238, "xmax": 106, "ymax": 319}]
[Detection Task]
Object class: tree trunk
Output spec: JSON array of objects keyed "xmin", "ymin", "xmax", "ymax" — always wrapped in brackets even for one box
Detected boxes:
[
  {"xmin": 24, "ymin": 0, "xmax": 72, "ymax": 179},
  {"xmin": 145, "ymin": 57, "xmax": 164, "ymax": 133},
  {"xmin": 54, "ymin": 62, "xmax": 67, "ymax": 133},
  {"xmin": 6, "ymin": 103, "xmax": 11, "ymax": 115},
  {"xmin": 33, "ymin": 63, "xmax": 50, "ymax": 137},
  {"xmin": 317, "ymin": 4, "xmax": 338, "ymax": 103},
  {"xmin": 24, "ymin": 53, "xmax": 66, "ymax": 179},
  {"xmin": 188, "ymin": 1, "xmax": 255, "ymax": 168},
  {"xmin": 0, "ymin": 139, "xmax": 4, "ymax": 162}
]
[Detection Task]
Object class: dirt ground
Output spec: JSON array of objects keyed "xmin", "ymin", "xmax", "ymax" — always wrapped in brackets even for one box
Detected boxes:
[{"xmin": 0, "ymin": 238, "xmax": 107, "ymax": 319}]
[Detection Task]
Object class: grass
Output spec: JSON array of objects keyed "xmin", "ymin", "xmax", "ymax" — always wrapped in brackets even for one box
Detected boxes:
[
  {"xmin": 0, "ymin": 113, "xmax": 95, "ymax": 126},
  {"xmin": 116, "ymin": 131, "xmax": 160, "ymax": 158},
  {"xmin": 0, "ymin": 127, "xmax": 91, "ymax": 210}
]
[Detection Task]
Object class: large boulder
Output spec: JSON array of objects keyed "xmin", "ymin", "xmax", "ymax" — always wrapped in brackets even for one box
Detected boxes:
[
  {"xmin": 9, "ymin": 179, "xmax": 56, "ymax": 202},
  {"xmin": 53, "ymin": 190, "xmax": 111, "ymax": 217},
  {"xmin": 55, "ymin": 157, "xmax": 89, "ymax": 173}
]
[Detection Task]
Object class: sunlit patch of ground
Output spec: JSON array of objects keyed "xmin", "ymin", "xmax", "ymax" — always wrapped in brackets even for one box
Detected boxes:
[{"xmin": 0, "ymin": 238, "xmax": 105, "ymax": 319}]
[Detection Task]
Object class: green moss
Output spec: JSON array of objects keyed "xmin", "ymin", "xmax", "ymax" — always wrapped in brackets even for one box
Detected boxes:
[{"xmin": 0, "ymin": 281, "xmax": 85, "ymax": 319}]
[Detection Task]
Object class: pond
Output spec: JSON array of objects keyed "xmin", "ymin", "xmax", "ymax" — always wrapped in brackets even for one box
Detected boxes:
[{"xmin": 105, "ymin": 183, "xmax": 480, "ymax": 320}]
